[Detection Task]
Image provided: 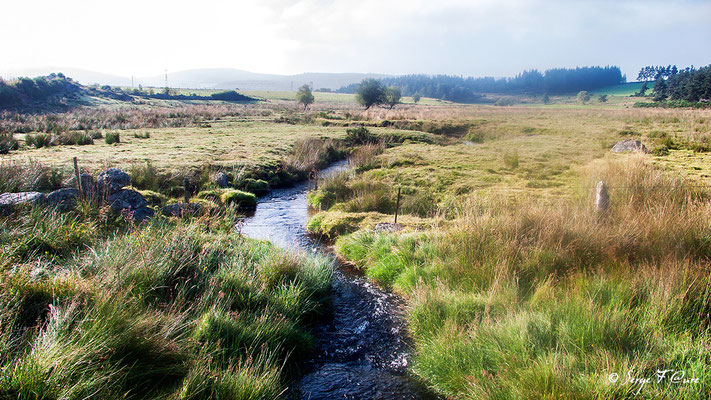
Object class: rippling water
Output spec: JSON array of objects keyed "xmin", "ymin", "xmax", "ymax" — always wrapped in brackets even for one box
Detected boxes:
[{"xmin": 240, "ymin": 161, "xmax": 436, "ymax": 399}]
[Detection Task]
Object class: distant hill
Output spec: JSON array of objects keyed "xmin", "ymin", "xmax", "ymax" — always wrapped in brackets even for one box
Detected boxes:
[
  {"xmin": 1, "ymin": 67, "xmax": 390, "ymax": 91},
  {"xmin": 138, "ymin": 69, "xmax": 391, "ymax": 91}
]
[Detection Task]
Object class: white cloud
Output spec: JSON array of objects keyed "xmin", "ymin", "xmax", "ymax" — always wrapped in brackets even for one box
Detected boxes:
[{"xmin": 1, "ymin": 0, "xmax": 709, "ymax": 78}]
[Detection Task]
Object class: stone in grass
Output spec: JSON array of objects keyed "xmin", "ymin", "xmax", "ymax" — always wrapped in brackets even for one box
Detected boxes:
[
  {"xmin": 66, "ymin": 173, "xmax": 96, "ymax": 198},
  {"xmin": 162, "ymin": 203, "xmax": 202, "ymax": 217},
  {"xmin": 611, "ymin": 139, "xmax": 649, "ymax": 154},
  {"xmin": 213, "ymin": 172, "xmax": 230, "ymax": 188},
  {"xmin": 374, "ymin": 222, "xmax": 403, "ymax": 232},
  {"xmin": 0, "ymin": 192, "xmax": 46, "ymax": 214},
  {"xmin": 47, "ymin": 188, "xmax": 80, "ymax": 211},
  {"xmin": 108, "ymin": 189, "xmax": 154, "ymax": 223},
  {"xmin": 97, "ymin": 168, "xmax": 131, "ymax": 195}
]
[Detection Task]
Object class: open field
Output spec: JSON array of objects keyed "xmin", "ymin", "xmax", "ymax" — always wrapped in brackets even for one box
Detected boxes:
[{"xmin": 2, "ymin": 93, "xmax": 711, "ymax": 399}]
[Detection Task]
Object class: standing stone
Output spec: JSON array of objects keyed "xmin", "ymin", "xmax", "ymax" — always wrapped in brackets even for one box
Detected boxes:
[{"xmin": 595, "ymin": 181, "xmax": 609, "ymax": 212}]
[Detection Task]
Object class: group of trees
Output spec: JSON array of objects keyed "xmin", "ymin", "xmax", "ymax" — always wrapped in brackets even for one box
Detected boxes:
[
  {"xmin": 637, "ymin": 65, "xmax": 680, "ymax": 81},
  {"xmin": 354, "ymin": 79, "xmax": 402, "ymax": 110},
  {"xmin": 650, "ymin": 65, "xmax": 711, "ymax": 103},
  {"xmin": 337, "ymin": 66, "xmax": 624, "ymax": 103}
]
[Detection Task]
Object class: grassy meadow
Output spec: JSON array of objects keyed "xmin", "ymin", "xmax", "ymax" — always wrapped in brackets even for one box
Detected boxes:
[{"xmin": 1, "ymin": 87, "xmax": 711, "ymax": 399}]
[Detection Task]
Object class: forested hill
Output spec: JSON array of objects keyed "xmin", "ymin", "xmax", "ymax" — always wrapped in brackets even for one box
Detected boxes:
[{"xmin": 337, "ymin": 66, "xmax": 625, "ymax": 103}]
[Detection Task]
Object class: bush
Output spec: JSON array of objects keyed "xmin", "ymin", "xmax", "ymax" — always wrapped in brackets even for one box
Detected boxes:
[
  {"xmin": 25, "ymin": 133, "xmax": 52, "ymax": 148},
  {"xmin": 221, "ymin": 190, "xmax": 257, "ymax": 209},
  {"xmin": 238, "ymin": 179, "xmax": 270, "ymax": 196},
  {"xmin": 345, "ymin": 126, "xmax": 378, "ymax": 145},
  {"xmin": 105, "ymin": 132, "xmax": 120, "ymax": 144},
  {"xmin": 0, "ymin": 134, "xmax": 19, "ymax": 154},
  {"xmin": 494, "ymin": 97, "xmax": 515, "ymax": 106}
]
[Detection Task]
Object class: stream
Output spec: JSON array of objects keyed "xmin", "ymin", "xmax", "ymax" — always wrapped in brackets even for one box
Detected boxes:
[{"xmin": 240, "ymin": 161, "xmax": 436, "ymax": 399}]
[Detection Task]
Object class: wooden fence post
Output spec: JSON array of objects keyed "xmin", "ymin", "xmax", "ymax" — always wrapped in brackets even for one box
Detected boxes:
[
  {"xmin": 394, "ymin": 187, "xmax": 401, "ymax": 224},
  {"xmin": 73, "ymin": 157, "xmax": 84, "ymax": 200},
  {"xmin": 183, "ymin": 177, "xmax": 190, "ymax": 204}
]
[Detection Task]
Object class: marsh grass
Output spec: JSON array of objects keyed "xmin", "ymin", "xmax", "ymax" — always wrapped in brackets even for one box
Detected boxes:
[
  {"xmin": 0, "ymin": 203, "xmax": 333, "ymax": 399},
  {"xmin": 335, "ymin": 158, "xmax": 711, "ymax": 399}
]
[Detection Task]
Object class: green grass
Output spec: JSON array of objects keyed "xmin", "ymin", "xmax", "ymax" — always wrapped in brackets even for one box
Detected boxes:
[{"xmin": 0, "ymin": 205, "xmax": 332, "ymax": 399}]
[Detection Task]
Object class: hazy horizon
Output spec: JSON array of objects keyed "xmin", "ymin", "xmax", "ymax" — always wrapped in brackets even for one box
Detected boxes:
[{"xmin": 3, "ymin": 0, "xmax": 710, "ymax": 81}]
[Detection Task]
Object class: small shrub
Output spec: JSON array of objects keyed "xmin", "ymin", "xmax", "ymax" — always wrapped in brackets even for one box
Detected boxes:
[
  {"xmin": 494, "ymin": 97, "xmax": 515, "ymax": 107},
  {"xmin": 105, "ymin": 132, "xmax": 120, "ymax": 144},
  {"xmin": 345, "ymin": 126, "xmax": 378, "ymax": 145},
  {"xmin": 0, "ymin": 134, "xmax": 19, "ymax": 154},
  {"xmin": 238, "ymin": 179, "xmax": 270, "ymax": 196},
  {"xmin": 221, "ymin": 190, "xmax": 257, "ymax": 209},
  {"xmin": 25, "ymin": 133, "xmax": 52, "ymax": 148},
  {"xmin": 503, "ymin": 151, "xmax": 519, "ymax": 169}
]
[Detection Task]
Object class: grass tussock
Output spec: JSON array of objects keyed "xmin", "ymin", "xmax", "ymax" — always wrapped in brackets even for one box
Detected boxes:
[
  {"xmin": 0, "ymin": 204, "xmax": 332, "ymax": 399},
  {"xmin": 335, "ymin": 157, "xmax": 711, "ymax": 399}
]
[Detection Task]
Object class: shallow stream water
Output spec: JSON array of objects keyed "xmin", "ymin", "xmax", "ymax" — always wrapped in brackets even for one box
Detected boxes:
[{"xmin": 240, "ymin": 161, "xmax": 436, "ymax": 399}]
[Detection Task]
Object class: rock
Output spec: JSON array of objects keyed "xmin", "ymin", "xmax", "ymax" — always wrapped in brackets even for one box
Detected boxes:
[
  {"xmin": 47, "ymin": 188, "xmax": 80, "ymax": 211},
  {"xmin": 213, "ymin": 172, "xmax": 230, "ymax": 188},
  {"xmin": 128, "ymin": 206, "xmax": 155, "ymax": 223},
  {"xmin": 374, "ymin": 222, "xmax": 403, "ymax": 232},
  {"xmin": 66, "ymin": 173, "xmax": 96, "ymax": 198},
  {"xmin": 108, "ymin": 189, "xmax": 153, "ymax": 223},
  {"xmin": 611, "ymin": 139, "xmax": 649, "ymax": 153},
  {"xmin": 595, "ymin": 181, "xmax": 609, "ymax": 212},
  {"xmin": 0, "ymin": 192, "xmax": 45, "ymax": 214},
  {"xmin": 108, "ymin": 189, "xmax": 148, "ymax": 212},
  {"xmin": 161, "ymin": 203, "xmax": 202, "ymax": 217},
  {"xmin": 97, "ymin": 168, "xmax": 130, "ymax": 195}
]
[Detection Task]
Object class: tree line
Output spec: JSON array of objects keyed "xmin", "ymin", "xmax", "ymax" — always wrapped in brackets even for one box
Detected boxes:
[
  {"xmin": 649, "ymin": 65, "xmax": 711, "ymax": 103},
  {"xmin": 0, "ymin": 74, "xmax": 83, "ymax": 109},
  {"xmin": 337, "ymin": 66, "xmax": 624, "ymax": 103}
]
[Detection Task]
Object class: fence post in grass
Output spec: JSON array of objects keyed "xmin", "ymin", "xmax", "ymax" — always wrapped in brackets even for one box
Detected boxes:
[
  {"xmin": 394, "ymin": 187, "xmax": 401, "ymax": 224},
  {"xmin": 183, "ymin": 177, "xmax": 190, "ymax": 204},
  {"xmin": 73, "ymin": 157, "xmax": 84, "ymax": 200},
  {"xmin": 595, "ymin": 181, "xmax": 609, "ymax": 213}
]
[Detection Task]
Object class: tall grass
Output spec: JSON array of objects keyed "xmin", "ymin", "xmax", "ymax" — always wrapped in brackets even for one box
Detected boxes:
[
  {"xmin": 0, "ymin": 204, "xmax": 333, "ymax": 399},
  {"xmin": 335, "ymin": 157, "xmax": 711, "ymax": 399}
]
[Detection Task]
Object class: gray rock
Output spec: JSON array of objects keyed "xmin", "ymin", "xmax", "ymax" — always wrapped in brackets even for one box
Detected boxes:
[
  {"xmin": 47, "ymin": 188, "xmax": 80, "ymax": 211},
  {"xmin": 108, "ymin": 189, "xmax": 153, "ymax": 223},
  {"xmin": 97, "ymin": 168, "xmax": 130, "ymax": 195},
  {"xmin": 213, "ymin": 172, "xmax": 230, "ymax": 188},
  {"xmin": 0, "ymin": 192, "xmax": 45, "ymax": 214},
  {"xmin": 374, "ymin": 222, "xmax": 403, "ymax": 232},
  {"xmin": 108, "ymin": 189, "xmax": 148, "ymax": 212},
  {"xmin": 612, "ymin": 139, "xmax": 649, "ymax": 153},
  {"xmin": 127, "ymin": 206, "xmax": 155, "ymax": 223},
  {"xmin": 66, "ymin": 173, "xmax": 96, "ymax": 198},
  {"xmin": 161, "ymin": 203, "xmax": 202, "ymax": 217}
]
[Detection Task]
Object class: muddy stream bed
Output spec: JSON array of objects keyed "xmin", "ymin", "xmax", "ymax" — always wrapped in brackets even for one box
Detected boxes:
[{"xmin": 240, "ymin": 161, "xmax": 437, "ymax": 399}]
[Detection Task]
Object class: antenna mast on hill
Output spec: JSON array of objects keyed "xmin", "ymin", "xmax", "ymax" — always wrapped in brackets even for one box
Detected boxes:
[{"xmin": 165, "ymin": 69, "xmax": 168, "ymax": 88}]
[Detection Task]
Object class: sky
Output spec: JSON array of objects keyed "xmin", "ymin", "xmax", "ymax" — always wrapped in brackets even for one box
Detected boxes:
[{"xmin": 2, "ymin": 0, "xmax": 710, "ymax": 80}]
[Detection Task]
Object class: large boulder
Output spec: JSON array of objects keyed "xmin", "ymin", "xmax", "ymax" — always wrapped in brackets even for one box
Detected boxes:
[
  {"xmin": 0, "ymin": 192, "xmax": 45, "ymax": 214},
  {"xmin": 612, "ymin": 139, "xmax": 649, "ymax": 153},
  {"xmin": 108, "ymin": 189, "xmax": 153, "ymax": 223},
  {"xmin": 47, "ymin": 188, "xmax": 80, "ymax": 211},
  {"xmin": 161, "ymin": 203, "xmax": 202, "ymax": 217},
  {"xmin": 66, "ymin": 173, "xmax": 96, "ymax": 198},
  {"xmin": 213, "ymin": 172, "xmax": 230, "ymax": 188},
  {"xmin": 97, "ymin": 168, "xmax": 131, "ymax": 195}
]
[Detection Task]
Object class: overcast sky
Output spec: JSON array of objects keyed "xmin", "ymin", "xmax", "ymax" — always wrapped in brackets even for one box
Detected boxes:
[{"xmin": 2, "ymin": 0, "xmax": 709, "ymax": 79}]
